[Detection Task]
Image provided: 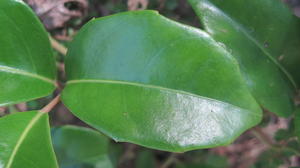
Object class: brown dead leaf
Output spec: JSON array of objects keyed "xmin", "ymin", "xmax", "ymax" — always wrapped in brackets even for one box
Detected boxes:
[
  {"xmin": 15, "ymin": 103, "xmax": 27, "ymax": 112},
  {"xmin": 0, "ymin": 107, "xmax": 6, "ymax": 116},
  {"xmin": 25, "ymin": 0, "xmax": 88, "ymax": 30},
  {"xmin": 127, "ymin": 0, "xmax": 148, "ymax": 11}
]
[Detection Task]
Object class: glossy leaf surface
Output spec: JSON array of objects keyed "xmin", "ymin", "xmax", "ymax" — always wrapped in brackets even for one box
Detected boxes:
[
  {"xmin": 188, "ymin": 0, "xmax": 298, "ymax": 117},
  {"xmin": 51, "ymin": 125, "xmax": 113, "ymax": 168},
  {"xmin": 0, "ymin": 0, "xmax": 56, "ymax": 106},
  {"xmin": 0, "ymin": 111, "xmax": 58, "ymax": 168},
  {"xmin": 62, "ymin": 10, "xmax": 262, "ymax": 152}
]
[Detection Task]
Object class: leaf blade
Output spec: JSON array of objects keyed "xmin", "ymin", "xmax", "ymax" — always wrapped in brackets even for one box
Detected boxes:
[
  {"xmin": 0, "ymin": 0, "xmax": 56, "ymax": 106},
  {"xmin": 0, "ymin": 111, "xmax": 58, "ymax": 168},
  {"xmin": 62, "ymin": 10, "xmax": 262, "ymax": 152},
  {"xmin": 188, "ymin": 0, "xmax": 297, "ymax": 116},
  {"xmin": 51, "ymin": 125, "xmax": 112, "ymax": 168}
]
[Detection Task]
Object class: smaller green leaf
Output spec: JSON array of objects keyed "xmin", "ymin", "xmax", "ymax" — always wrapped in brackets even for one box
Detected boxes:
[
  {"xmin": 51, "ymin": 125, "xmax": 113, "ymax": 168},
  {"xmin": 0, "ymin": 111, "xmax": 58, "ymax": 168}
]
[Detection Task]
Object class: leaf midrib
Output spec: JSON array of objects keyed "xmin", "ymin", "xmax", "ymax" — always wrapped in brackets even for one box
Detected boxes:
[
  {"xmin": 67, "ymin": 79, "xmax": 261, "ymax": 117},
  {"xmin": 5, "ymin": 112, "xmax": 44, "ymax": 168},
  {"xmin": 0, "ymin": 65, "xmax": 55, "ymax": 85}
]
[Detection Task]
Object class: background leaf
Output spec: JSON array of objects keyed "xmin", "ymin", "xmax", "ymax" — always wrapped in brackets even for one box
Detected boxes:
[
  {"xmin": 0, "ymin": 0, "xmax": 56, "ymax": 106},
  {"xmin": 62, "ymin": 10, "xmax": 262, "ymax": 152},
  {"xmin": 135, "ymin": 150, "xmax": 156, "ymax": 168},
  {"xmin": 51, "ymin": 125, "xmax": 114, "ymax": 168},
  {"xmin": 294, "ymin": 108, "xmax": 300, "ymax": 139},
  {"xmin": 188, "ymin": 0, "xmax": 298, "ymax": 117},
  {"xmin": 176, "ymin": 153, "xmax": 228, "ymax": 168},
  {"xmin": 0, "ymin": 111, "xmax": 58, "ymax": 168}
]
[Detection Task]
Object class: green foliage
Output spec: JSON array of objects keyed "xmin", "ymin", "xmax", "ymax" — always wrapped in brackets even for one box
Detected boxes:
[
  {"xmin": 0, "ymin": 111, "xmax": 58, "ymax": 168},
  {"xmin": 51, "ymin": 125, "xmax": 114, "ymax": 168},
  {"xmin": 0, "ymin": 0, "xmax": 300, "ymax": 167},
  {"xmin": 252, "ymin": 149, "xmax": 285, "ymax": 168},
  {"xmin": 188, "ymin": 0, "xmax": 299, "ymax": 117},
  {"xmin": 62, "ymin": 10, "xmax": 262, "ymax": 152},
  {"xmin": 294, "ymin": 108, "xmax": 300, "ymax": 139},
  {"xmin": 176, "ymin": 153, "xmax": 229, "ymax": 168},
  {"xmin": 0, "ymin": 0, "xmax": 56, "ymax": 106},
  {"xmin": 135, "ymin": 150, "xmax": 156, "ymax": 168},
  {"xmin": 274, "ymin": 129, "xmax": 293, "ymax": 141}
]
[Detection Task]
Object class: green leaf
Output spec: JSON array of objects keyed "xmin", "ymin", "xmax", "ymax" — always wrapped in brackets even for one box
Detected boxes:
[
  {"xmin": 0, "ymin": 0, "xmax": 56, "ymax": 106},
  {"xmin": 51, "ymin": 125, "xmax": 113, "ymax": 168},
  {"xmin": 176, "ymin": 163, "xmax": 212, "ymax": 168},
  {"xmin": 274, "ymin": 129, "xmax": 293, "ymax": 142},
  {"xmin": 62, "ymin": 10, "xmax": 262, "ymax": 152},
  {"xmin": 0, "ymin": 111, "xmax": 58, "ymax": 168},
  {"xmin": 205, "ymin": 154, "xmax": 228, "ymax": 168},
  {"xmin": 188, "ymin": 0, "xmax": 298, "ymax": 117},
  {"xmin": 287, "ymin": 140, "xmax": 300, "ymax": 152},
  {"xmin": 176, "ymin": 153, "xmax": 228, "ymax": 168},
  {"xmin": 176, "ymin": 163, "xmax": 191, "ymax": 168},
  {"xmin": 107, "ymin": 143, "xmax": 123, "ymax": 168},
  {"xmin": 135, "ymin": 150, "xmax": 156, "ymax": 168},
  {"xmin": 253, "ymin": 149, "xmax": 285, "ymax": 168},
  {"xmin": 294, "ymin": 108, "xmax": 300, "ymax": 139}
]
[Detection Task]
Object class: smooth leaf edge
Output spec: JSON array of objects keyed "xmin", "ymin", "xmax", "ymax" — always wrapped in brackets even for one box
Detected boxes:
[
  {"xmin": 62, "ymin": 81, "xmax": 262, "ymax": 152},
  {"xmin": 2, "ymin": 111, "xmax": 58, "ymax": 168}
]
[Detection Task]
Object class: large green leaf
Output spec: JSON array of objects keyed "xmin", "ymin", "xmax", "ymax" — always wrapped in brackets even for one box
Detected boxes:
[
  {"xmin": 62, "ymin": 10, "xmax": 262, "ymax": 152},
  {"xmin": 0, "ymin": 0, "xmax": 56, "ymax": 106},
  {"xmin": 188, "ymin": 0, "xmax": 298, "ymax": 117},
  {"xmin": 51, "ymin": 125, "xmax": 113, "ymax": 168},
  {"xmin": 0, "ymin": 111, "xmax": 58, "ymax": 168}
]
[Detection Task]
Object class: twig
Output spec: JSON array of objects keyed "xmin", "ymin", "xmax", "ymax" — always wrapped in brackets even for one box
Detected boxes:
[
  {"xmin": 40, "ymin": 95, "xmax": 61, "ymax": 113},
  {"xmin": 118, "ymin": 144, "xmax": 136, "ymax": 165},
  {"xmin": 251, "ymin": 127, "xmax": 274, "ymax": 147},
  {"xmin": 251, "ymin": 127, "xmax": 300, "ymax": 156},
  {"xmin": 160, "ymin": 153, "xmax": 177, "ymax": 168},
  {"xmin": 49, "ymin": 36, "xmax": 68, "ymax": 56}
]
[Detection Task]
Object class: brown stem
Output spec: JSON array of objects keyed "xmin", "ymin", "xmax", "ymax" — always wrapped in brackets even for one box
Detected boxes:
[
  {"xmin": 160, "ymin": 153, "xmax": 178, "ymax": 168},
  {"xmin": 251, "ymin": 127, "xmax": 274, "ymax": 147},
  {"xmin": 118, "ymin": 144, "xmax": 136, "ymax": 166},
  {"xmin": 49, "ymin": 36, "xmax": 68, "ymax": 56},
  {"xmin": 40, "ymin": 95, "xmax": 61, "ymax": 113},
  {"xmin": 251, "ymin": 127, "xmax": 300, "ymax": 156}
]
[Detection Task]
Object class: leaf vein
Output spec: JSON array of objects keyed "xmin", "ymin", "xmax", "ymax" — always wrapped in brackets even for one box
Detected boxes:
[
  {"xmin": 5, "ymin": 112, "xmax": 44, "ymax": 168},
  {"xmin": 66, "ymin": 79, "xmax": 261, "ymax": 117},
  {"xmin": 0, "ymin": 65, "xmax": 55, "ymax": 85}
]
